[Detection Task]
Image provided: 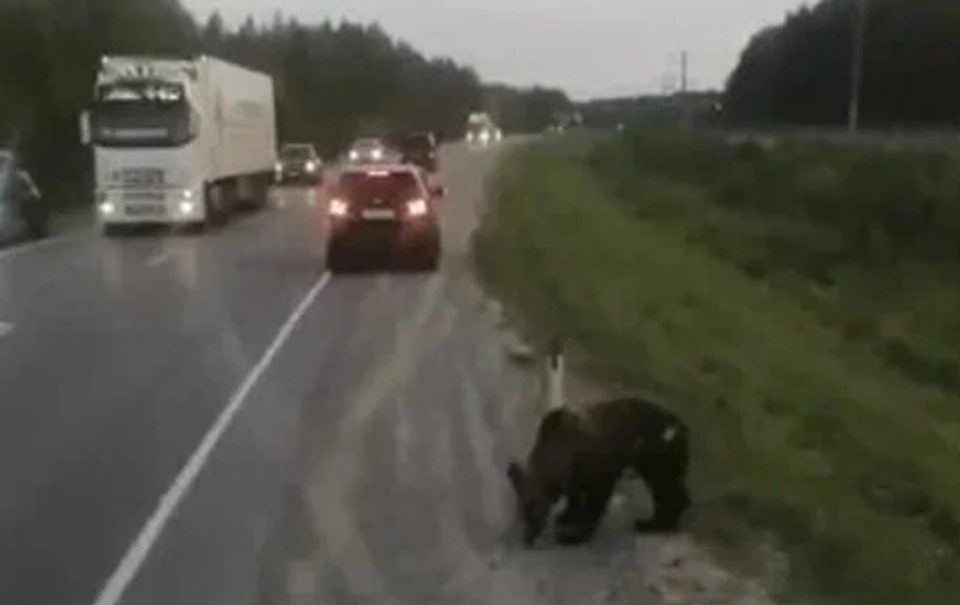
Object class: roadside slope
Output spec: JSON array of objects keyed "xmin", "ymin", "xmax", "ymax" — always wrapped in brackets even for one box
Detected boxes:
[{"xmin": 473, "ymin": 136, "xmax": 960, "ymax": 605}]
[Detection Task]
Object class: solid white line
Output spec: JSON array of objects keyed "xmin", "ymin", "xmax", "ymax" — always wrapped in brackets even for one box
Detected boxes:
[
  {"xmin": 0, "ymin": 233, "xmax": 79, "ymax": 262},
  {"xmin": 90, "ymin": 271, "xmax": 332, "ymax": 605}
]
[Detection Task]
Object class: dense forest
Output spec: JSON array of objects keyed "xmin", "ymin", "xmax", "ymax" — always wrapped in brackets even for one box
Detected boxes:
[
  {"xmin": 0, "ymin": 0, "xmax": 569, "ymax": 203},
  {"xmin": 725, "ymin": 0, "xmax": 960, "ymax": 126}
]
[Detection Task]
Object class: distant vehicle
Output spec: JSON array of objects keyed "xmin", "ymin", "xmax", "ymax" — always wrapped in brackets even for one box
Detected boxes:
[
  {"xmin": 275, "ymin": 143, "xmax": 323, "ymax": 185},
  {"xmin": 0, "ymin": 149, "xmax": 49, "ymax": 244},
  {"xmin": 465, "ymin": 112, "xmax": 502, "ymax": 145},
  {"xmin": 398, "ymin": 132, "xmax": 438, "ymax": 172},
  {"xmin": 347, "ymin": 138, "xmax": 388, "ymax": 163},
  {"xmin": 327, "ymin": 164, "xmax": 443, "ymax": 272},
  {"xmin": 82, "ymin": 56, "xmax": 277, "ymax": 234}
]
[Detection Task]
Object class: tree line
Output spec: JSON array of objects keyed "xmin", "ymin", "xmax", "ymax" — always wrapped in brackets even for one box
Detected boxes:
[
  {"xmin": 725, "ymin": 0, "xmax": 960, "ymax": 126},
  {"xmin": 0, "ymin": 0, "xmax": 569, "ymax": 203}
]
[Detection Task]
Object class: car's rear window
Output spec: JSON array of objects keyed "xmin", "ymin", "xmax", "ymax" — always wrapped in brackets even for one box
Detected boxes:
[{"xmin": 339, "ymin": 170, "xmax": 420, "ymax": 203}]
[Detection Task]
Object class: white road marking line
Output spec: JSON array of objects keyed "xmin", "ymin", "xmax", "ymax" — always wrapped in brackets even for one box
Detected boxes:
[
  {"xmin": 0, "ymin": 233, "xmax": 81, "ymax": 262},
  {"xmin": 145, "ymin": 250, "xmax": 173, "ymax": 268},
  {"xmin": 90, "ymin": 271, "xmax": 332, "ymax": 605},
  {"xmin": 0, "ymin": 321, "xmax": 13, "ymax": 338}
]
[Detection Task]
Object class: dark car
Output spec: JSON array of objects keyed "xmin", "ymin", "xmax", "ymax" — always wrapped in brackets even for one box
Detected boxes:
[
  {"xmin": 0, "ymin": 150, "xmax": 49, "ymax": 244},
  {"xmin": 275, "ymin": 143, "xmax": 323, "ymax": 185},
  {"xmin": 398, "ymin": 132, "xmax": 438, "ymax": 172},
  {"xmin": 347, "ymin": 138, "xmax": 389, "ymax": 164},
  {"xmin": 326, "ymin": 164, "xmax": 444, "ymax": 272}
]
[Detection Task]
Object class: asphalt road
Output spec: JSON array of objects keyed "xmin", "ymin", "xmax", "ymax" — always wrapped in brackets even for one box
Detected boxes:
[{"xmin": 1, "ymin": 141, "xmax": 646, "ymax": 605}]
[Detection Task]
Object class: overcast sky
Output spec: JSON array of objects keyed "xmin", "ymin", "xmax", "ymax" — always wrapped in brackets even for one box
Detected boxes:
[{"xmin": 183, "ymin": 0, "xmax": 808, "ymax": 100}]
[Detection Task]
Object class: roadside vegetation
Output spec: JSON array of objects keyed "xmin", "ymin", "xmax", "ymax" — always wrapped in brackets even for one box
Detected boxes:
[{"xmin": 474, "ymin": 131, "xmax": 960, "ymax": 605}]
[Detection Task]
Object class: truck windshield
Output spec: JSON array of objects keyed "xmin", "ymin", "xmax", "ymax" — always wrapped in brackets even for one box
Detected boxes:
[
  {"xmin": 281, "ymin": 146, "xmax": 312, "ymax": 160},
  {"xmin": 91, "ymin": 81, "xmax": 195, "ymax": 148}
]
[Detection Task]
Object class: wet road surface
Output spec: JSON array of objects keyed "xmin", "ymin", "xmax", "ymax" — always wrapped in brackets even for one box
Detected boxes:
[{"xmin": 1, "ymin": 142, "xmax": 647, "ymax": 605}]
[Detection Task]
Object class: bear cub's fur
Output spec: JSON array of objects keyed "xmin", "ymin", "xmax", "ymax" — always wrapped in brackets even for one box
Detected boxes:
[{"xmin": 507, "ymin": 397, "xmax": 690, "ymax": 546}]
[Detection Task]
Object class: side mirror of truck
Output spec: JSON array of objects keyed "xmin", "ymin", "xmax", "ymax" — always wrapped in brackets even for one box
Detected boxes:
[{"xmin": 79, "ymin": 110, "xmax": 91, "ymax": 146}]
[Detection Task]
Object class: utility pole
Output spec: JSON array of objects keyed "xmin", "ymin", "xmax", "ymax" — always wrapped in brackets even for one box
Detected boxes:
[
  {"xmin": 848, "ymin": 0, "xmax": 867, "ymax": 133},
  {"xmin": 680, "ymin": 51, "xmax": 689, "ymax": 94}
]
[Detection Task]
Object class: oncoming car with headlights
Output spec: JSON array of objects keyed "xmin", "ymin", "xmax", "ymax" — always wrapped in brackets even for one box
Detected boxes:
[
  {"xmin": 347, "ymin": 138, "xmax": 388, "ymax": 163},
  {"xmin": 326, "ymin": 165, "xmax": 443, "ymax": 272},
  {"xmin": 275, "ymin": 143, "xmax": 323, "ymax": 185}
]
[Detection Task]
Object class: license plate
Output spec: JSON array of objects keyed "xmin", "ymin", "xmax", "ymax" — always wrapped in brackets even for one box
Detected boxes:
[
  {"xmin": 124, "ymin": 191, "xmax": 164, "ymax": 202},
  {"xmin": 125, "ymin": 204, "xmax": 166, "ymax": 217},
  {"xmin": 361, "ymin": 208, "xmax": 396, "ymax": 220}
]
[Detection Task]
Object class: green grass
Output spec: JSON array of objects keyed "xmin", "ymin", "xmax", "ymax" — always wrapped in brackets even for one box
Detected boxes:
[{"xmin": 474, "ymin": 133, "xmax": 960, "ymax": 605}]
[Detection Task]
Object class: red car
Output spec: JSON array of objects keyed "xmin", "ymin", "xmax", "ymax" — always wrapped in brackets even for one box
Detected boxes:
[{"xmin": 327, "ymin": 164, "xmax": 444, "ymax": 272}]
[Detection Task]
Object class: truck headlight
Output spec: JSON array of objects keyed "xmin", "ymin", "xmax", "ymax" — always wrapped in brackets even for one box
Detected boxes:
[
  {"xmin": 275, "ymin": 162, "xmax": 283, "ymax": 172},
  {"xmin": 179, "ymin": 201, "xmax": 195, "ymax": 215},
  {"xmin": 181, "ymin": 189, "xmax": 193, "ymax": 200},
  {"xmin": 99, "ymin": 201, "xmax": 116, "ymax": 216}
]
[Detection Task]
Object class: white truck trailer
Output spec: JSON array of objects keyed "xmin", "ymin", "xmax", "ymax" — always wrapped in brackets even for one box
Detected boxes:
[{"xmin": 83, "ymin": 56, "xmax": 277, "ymax": 233}]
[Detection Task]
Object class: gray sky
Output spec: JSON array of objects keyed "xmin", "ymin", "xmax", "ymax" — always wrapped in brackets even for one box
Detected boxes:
[{"xmin": 183, "ymin": 0, "xmax": 808, "ymax": 100}]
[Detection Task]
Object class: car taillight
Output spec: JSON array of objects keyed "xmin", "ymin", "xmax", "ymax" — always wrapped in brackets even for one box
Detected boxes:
[
  {"xmin": 406, "ymin": 198, "xmax": 428, "ymax": 217},
  {"xmin": 329, "ymin": 198, "xmax": 349, "ymax": 217}
]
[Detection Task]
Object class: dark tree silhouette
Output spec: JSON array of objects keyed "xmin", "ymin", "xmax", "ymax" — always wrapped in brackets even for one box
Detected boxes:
[
  {"xmin": 0, "ymin": 0, "xmax": 567, "ymax": 204},
  {"xmin": 725, "ymin": 0, "xmax": 960, "ymax": 127}
]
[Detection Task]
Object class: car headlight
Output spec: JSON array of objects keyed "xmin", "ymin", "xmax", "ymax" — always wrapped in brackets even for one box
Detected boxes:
[
  {"xmin": 371, "ymin": 149, "xmax": 383, "ymax": 160},
  {"xmin": 305, "ymin": 161, "xmax": 317, "ymax": 172},
  {"xmin": 349, "ymin": 150, "xmax": 360, "ymax": 161},
  {"xmin": 479, "ymin": 130, "xmax": 490, "ymax": 142},
  {"xmin": 99, "ymin": 201, "xmax": 116, "ymax": 216},
  {"xmin": 182, "ymin": 188, "xmax": 193, "ymax": 200},
  {"xmin": 275, "ymin": 162, "xmax": 283, "ymax": 172},
  {"xmin": 467, "ymin": 132, "xmax": 475, "ymax": 142},
  {"xmin": 179, "ymin": 201, "xmax": 195, "ymax": 215},
  {"xmin": 329, "ymin": 198, "xmax": 349, "ymax": 217}
]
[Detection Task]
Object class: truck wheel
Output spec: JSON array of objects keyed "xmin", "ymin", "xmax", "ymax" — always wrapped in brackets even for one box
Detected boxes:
[
  {"xmin": 203, "ymin": 184, "xmax": 227, "ymax": 229},
  {"xmin": 24, "ymin": 198, "xmax": 50, "ymax": 239}
]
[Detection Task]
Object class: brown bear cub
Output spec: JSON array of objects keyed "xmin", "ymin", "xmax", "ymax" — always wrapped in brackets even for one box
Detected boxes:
[{"xmin": 507, "ymin": 398, "xmax": 690, "ymax": 546}]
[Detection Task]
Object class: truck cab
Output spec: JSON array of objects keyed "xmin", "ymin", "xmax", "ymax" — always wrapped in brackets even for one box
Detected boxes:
[{"xmin": 85, "ymin": 56, "xmax": 276, "ymax": 234}]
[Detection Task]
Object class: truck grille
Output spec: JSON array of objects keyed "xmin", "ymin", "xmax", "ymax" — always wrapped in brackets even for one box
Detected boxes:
[{"xmin": 114, "ymin": 168, "xmax": 165, "ymax": 188}]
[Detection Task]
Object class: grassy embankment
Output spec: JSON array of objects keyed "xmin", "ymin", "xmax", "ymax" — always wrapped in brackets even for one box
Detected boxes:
[{"xmin": 474, "ymin": 131, "xmax": 960, "ymax": 605}]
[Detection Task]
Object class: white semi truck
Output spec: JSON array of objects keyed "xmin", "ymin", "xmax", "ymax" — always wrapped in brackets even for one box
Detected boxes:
[{"xmin": 83, "ymin": 56, "xmax": 277, "ymax": 233}]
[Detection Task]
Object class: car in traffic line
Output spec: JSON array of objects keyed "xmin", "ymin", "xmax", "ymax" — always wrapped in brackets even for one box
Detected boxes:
[
  {"xmin": 275, "ymin": 143, "xmax": 323, "ymax": 185},
  {"xmin": 0, "ymin": 149, "xmax": 50, "ymax": 245},
  {"xmin": 347, "ymin": 137, "xmax": 388, "ymax": 163},
  {"xmin": 326, "ymin": 164, "xmax": 443, "ymax": 272},
  {"xmin": 398, "ymin": 132, "xmax": 438, "ymax": 172}
]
